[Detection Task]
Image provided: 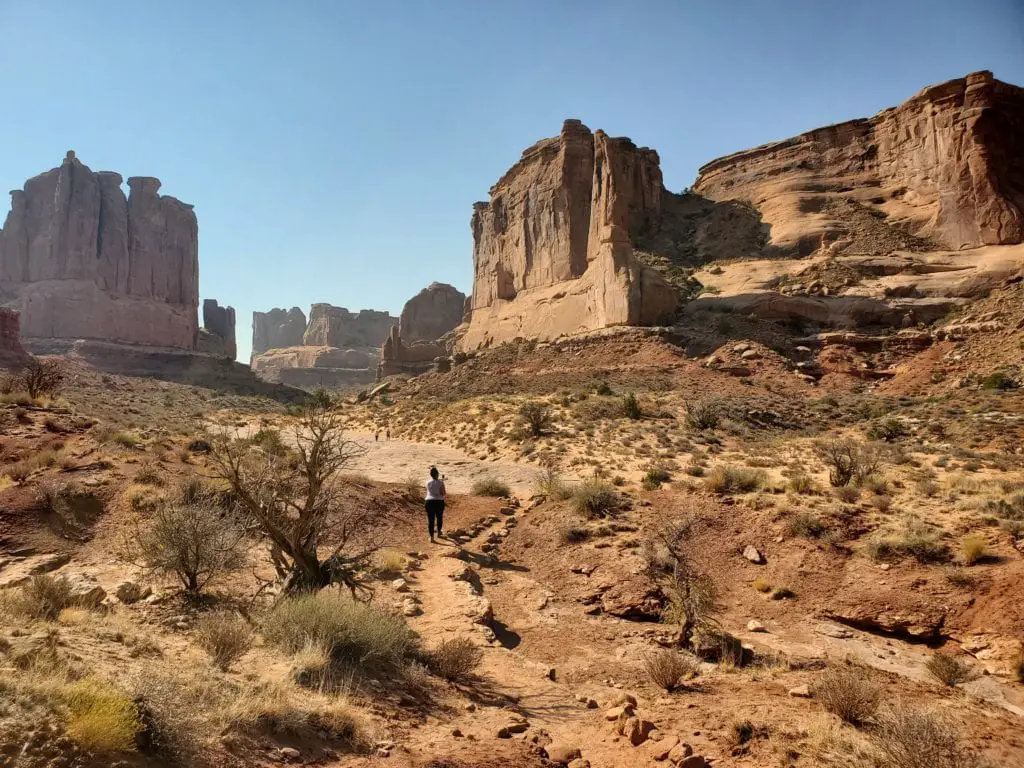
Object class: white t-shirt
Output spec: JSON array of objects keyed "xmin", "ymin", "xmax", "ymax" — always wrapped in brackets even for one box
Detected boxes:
[{"xmin": 425, "ymin": 478, "xmax": 445, "ymax": 501}]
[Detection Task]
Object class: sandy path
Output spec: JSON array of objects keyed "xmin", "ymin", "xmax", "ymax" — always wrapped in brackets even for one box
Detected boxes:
[{"xmin": 346, "ymin": 434, "xmax": 542, "ymax": 496}]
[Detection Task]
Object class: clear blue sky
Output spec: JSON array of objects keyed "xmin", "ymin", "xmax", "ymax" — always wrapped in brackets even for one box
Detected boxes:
[{"xmin": 1, "ymin": 1, "xmax": 1022, "ymax": 361}]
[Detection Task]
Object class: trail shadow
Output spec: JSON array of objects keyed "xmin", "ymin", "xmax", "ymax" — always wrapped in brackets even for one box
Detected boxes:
[
  {"xmin": 455, "ymin": 677, "xmax": 579, "ymax": 724},
  {"xmin": 455, "ymin": 548, "xmax": 529, "ymax": 573}
]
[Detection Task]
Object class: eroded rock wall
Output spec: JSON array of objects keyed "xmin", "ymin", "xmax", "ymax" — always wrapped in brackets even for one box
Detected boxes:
[
  {"xmin": 198, "ymin": 299, "xmax": 236, "ymax": 359},
  {"xmin": 399, "ymin": 282, "xmax": 465, "ymax": 343},
  {"xmin": 693, "ymin": 71, "xmax": 1024, "ymax": 254},
  {"xmin": 251, "ymin": 307, "xmax": 307, "ymax": 359},
  {"xmin": 303, "ymin": 304, "xmax": 395, "ymax": 348},
  {"xmin": 0, "ymin": 308, "xmax": 29, "ymax": 367},
  {"xmin": 0, "ymin": 152, "xmax": 199, "ymax": 349},
  {"xmin": 461, "ymin": 120, "xmax": 677, "ymax": 350}
]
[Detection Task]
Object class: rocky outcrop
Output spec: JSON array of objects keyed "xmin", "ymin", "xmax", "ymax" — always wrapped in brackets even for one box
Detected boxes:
[
  {"xmin": 251, "ymin": 307, "xmax": 307, "ymax": 359},
  {"xmin": 694, "ymin": 71, "xmax": 1024, "ymax": 254},
  {"xmin": 303, "ymin": 305, "xmax": 394, "ymax": 348},
  {"xmin": 250, "ymin": 304, "xmax": 396, "ymax": 389},
  {"xmin": 0, "ymin": 152, "xmax": 199, "ymax": 349},
  {"xmin": 0, "ymin": 308, "xmax": 29, "ymax": 367},
  {"xmin": 399, "ymin": 282, "xmax": 465, "ymax": 343},
  {"xmin": 197, "ymin": 299, "xmax": 236, "ymax": 359},
  {"xmin": 378, "ymin": 324, "xmax": 445, "ymax": 380},
  {"xmin": 460, "ymin": 120, "xmax": 678, "ymax": 349}
]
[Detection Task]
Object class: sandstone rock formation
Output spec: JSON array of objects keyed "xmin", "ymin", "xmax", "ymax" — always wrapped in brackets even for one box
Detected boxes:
[
  {"xmin": 0, "ymin": 308, "xmax": 29, "ymax": 367},
  {"xmin": 303, "ymin": 304, "xmax": 394, "ymax": 348},
  {"xmin": 250, "ymin": 304, "xmax": 397, "ymax": 388},
  {"xmin": 197, "ymin": 299, "xmax": 236, "ymax": 359},
  {"xmin": 0, "ymin": 151, "xmax": 199, "ymax": 349},
  {"xmin": 693, "ymin": 71, "xmax": 1024, "ymax": 254},
  {"xmin": 378, "ymin": 324, "xmax": 446, "ymax": 380},
  {"xmin": 252, "ymin": 307, "xmax": 307, "ymax": 359},
  {"xmin": 399, "ymin": 282, "xmax": 465, "ymax": 343},
  {"xmin": 460, "ymin": 120, "xmax": 679, "ymax": 349}
]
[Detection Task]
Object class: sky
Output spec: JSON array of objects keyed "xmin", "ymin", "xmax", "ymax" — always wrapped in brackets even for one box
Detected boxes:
[{"xmin": 1, "ymin": 1, "xmax": 1022, "ymax": 362}]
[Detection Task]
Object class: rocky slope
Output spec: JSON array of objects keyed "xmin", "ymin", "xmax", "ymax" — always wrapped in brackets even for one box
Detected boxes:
[{"xmin": 0, "ymin": 152, "xmax": 201, "ymax": 349}]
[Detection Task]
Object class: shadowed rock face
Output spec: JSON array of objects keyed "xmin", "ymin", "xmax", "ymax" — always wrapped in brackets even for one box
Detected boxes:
[
  {"xmin": 399, "ymin": 282, "xmax": 465, "ymax": 343},
  {"xmin": 693, "ymin": 71, "xmax": 1024, "ymax": 253},
  {"xmin": 462, "ymin": 120, "xmax": 678, "ymax": 349},
  {"xmin": 251, "ymin": 307, "xmax": 307, "ymax": 359},
  {"xmin": 0, "ymin": 308, "xmax": 29, "ymax": 367},
  {"xmin": 199, "ymin": 299, "xmax": 236, "ymax": 360},
  {"xmin": 302, "ymin": 304, "xmax": 395, "ymax": 348},
  {"xmin": 0, "ymin": 152, "xmax": 199, "ymax": 349}
]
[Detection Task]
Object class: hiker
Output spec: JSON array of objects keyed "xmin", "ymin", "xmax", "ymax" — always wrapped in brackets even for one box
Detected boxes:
[
  {"xmin": 425, "ymin": 466, "xmax": 446, "ymax": 542},
  {"xmin": 375, "ymin": 432, "xmax": 379, "ymax": 442},
  {"xmin": 386, "ymin": 428, "xmax": 391, "ymax": 441}
]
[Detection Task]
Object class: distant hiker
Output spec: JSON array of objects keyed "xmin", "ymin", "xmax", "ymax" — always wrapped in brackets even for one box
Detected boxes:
[
  {"xmin": 375, "ymin": 432, "xmax": 379, "ymax": 442},
  {"xmin": 425, "ymin": 466, "xmax": 446, "ymax": 542},
  {"xmin": 386, "ymin": 428, "xmax": 391, "ymax": 441}
]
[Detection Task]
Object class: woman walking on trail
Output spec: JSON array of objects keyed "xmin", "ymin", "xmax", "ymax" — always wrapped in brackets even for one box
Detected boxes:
[{"xmin": 425, "ymin": 466, "xmax": 446, "ymax": 543}]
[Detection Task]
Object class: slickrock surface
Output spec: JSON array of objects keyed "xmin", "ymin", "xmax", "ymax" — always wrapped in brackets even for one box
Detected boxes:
[{"xmin": 0, "ymin": 152, "xmax": 199, "ymax": 349}]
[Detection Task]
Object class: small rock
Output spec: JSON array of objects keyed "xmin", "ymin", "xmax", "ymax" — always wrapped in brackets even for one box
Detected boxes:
[
  {"xmin": 586, "ymin": 698, "xmax": 598, "ymax": 709},
  {"xmin": 391, "ymin": 578, "xmax": 409, "ymax": 592},
  {"xmin": 740, "ymin": 349, "xmax": 759, "ymax": 360},
  {"xmin": 279, "ymin": 747, "xmax": 300, "ymax": 761},
  {"xmin": 608, "ymin": 692, "xmax": 638, "ymax": 708},
  {"xmin": 878, "ymin": 563, "xmax": 891, "ymax": 571},
  {"xmin": 667, "ymin": 742, "xmax": 695, "ymax": 763},
  {"xmin": 546, "ymin": 667, "xmax": 557, "ymax": 681},
  {"xmin": 605, "ymin": 705, "xmax": 634, "ymax": 721},
  {"xmin": 649, "ymin": 734, "xmax": 679, "ymax": 760},
  {"xmin": 465, "ymin": 702, "xmax": 476, "ymax": 712},
  {"xmin": 64, "ymin": 574, "xmax": 106, "ymax": 608},
  {"xmin": 115, "ymin": 581, "xmax": 151, "ymax": 604},
  {"xmin": 789, "ymin": 685, "xmax": 811, "ymax": 698},
  {"xmin": 742, "ymin": 545, "xmax": 764, "ymax": 564},
  {"xmin": 620, "ymin": 716, "xmax": 655, "ymax": 746},
  {"xmin": 567, "ymin": 760, "xmax": 591, "ymax": 768},
  {"xmin": 747, "ymin": 619, "xmax": 767, "ymax": 633},
  {"xmin": 544, "ymin": 743, "xmax": 582, "ymax": 764},
  {"xmin": 451, "ymin": 728, "xmax": 463, "ymax": 738},
  {"xmin": 678, "ymin": 756, "xmax": 707, "ymax": 768}
]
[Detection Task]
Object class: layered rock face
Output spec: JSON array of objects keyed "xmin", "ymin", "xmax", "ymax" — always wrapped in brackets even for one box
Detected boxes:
[
  {"xmin": 197, "ymin": 299, "xmax": 237, "ymax": 359},
  {"xmin": 0, "ymin": 308, "xmax": 29, "ymax": 367},
  {"xmin": 251, "ymin": 307, "xmax": 307, "ymax": 359},
  {"xmin": 694, "ymin": 71, "xmax": 1024, "ymax": 254},
  {"xmin": 303, "ymin": 305, "xmax": 394, "ymax": 348},
  {"xmin": 250, "ymin": 304, "xmax": 396, "ymax": 389},
  {"xmin": 399, "ymin": 282, "xmax": 465, "ymax": 343},
  {"xmin": 460, "ymin": 120, "xmax": 678, "ymax": 349},
  {"xmin": 0, "ymin": 152, "xmax": 199, "ymax": 349}
]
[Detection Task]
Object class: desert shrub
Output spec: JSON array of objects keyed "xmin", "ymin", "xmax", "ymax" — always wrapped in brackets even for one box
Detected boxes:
[
  {"xmin": 643, "ymin": 649, "xmax": 699, "ymax": 692},
  {"xmin": 925, "ymin": 652, "xmax": 973, "ymax": 687},
  {"xmin": 622, "ymin": 393, "xmax": 642, "ymax": 420},
  {"xmin": 835, "ymin": 485, "xmax": 860, "ymax": 503},
  {"xmin": 534, "ymin": 466, "xmax": 573, "ymax": 500},
  {"xmin": 685, "ymin": 463, "xmax": 706, "ymax": 477},
  {"xmin": 249, "ymin": 427, "xmax": 287, "ymax": 456},
  {"xmin": 571, "ymin": 479, "xmax": 618, "ymax": 518},
  {"xmin": 63, "ymin": 678, "xmax": 142, "ymax": 753},
  {"xmin": 788, "ymin": 473, "xmax": 815, "ymax": 494},
  {"xmin": 729, "ymin": 719, "xmax": 757, "ymax": 746},
  {"xmin": 375, "ymin": 549, "xmax": 406, "ymax": 575},
  {"xmin": 959, "ymin": 534, "xmax": 987, "ymax": 565},
  {"xmin": 17, "ymin": 357, "xmax": 65, "ymax": 400},
  {"xmin": 134, "ymin": 462, "xmax": 163, "ymax": 486},
  {"xmin": 684, "ymin": 398, "xmax": 720, "ymax": 430},
  {"xmin": 7, "ymin": 574, "xmax": 74, "ymax": 620},
  {"xmin": 752, "ymin": 576, "xmax": 772, "ymax": 593},
  {"xmin": 788, "ymin": 512, "xmax": 827, "ymax": 539},
  {"xmin": 642, "ymin": 463, "xmax": 672, "ymax": 490},
  {"xmin": 867, "ymin": 517, "xmax": 949, "ymax": 564},
  {"xmin": 813, "ymin": 667, "xmax": 880, "ymax": 726},
  {"xmin": 595, "ymin": 381, "xmax": 614, "ymax": 396},
  {"xmin": 980, "ymin": 371, "xmax": 1016, "ymax": 391},
  {"xmin": 871, "ymin": 703, "xmax": 977, "ymax": 768},
  {"xmin": 262, "ymin": 590, "xmax": 416, "ymax": 674},
  {"xmin": 519, "ymin": 401, "xmax": 553, "ymax": 437},
  {"xmin": 560, "ymin": 525, "xmax": 590, "ymax": 545},
  {"xmin": 944, "ymin": 567, "xmax": 978, "ymax": 588},
  {"xmin": 816, "ymin": 439, "xmax": 881, "ymax": 487},
  {"xmin": 5, "ymin": 459, "xmax": 33, "ymax": 483},
  {"xmin": 194, "ymin": 612, "xmax": 253, "ymax": 671},
  {"xmin": 471, "ymin": 477, "xmax": 511, "ymax": 497},
  {"xmin": 424, "ymin": 636, "xmax": 483, "ymax": 683},
  {"xmin": 113, "ymin": 432, "xmax": 142, "ymax": 448},
  {"xmin": 770, "ymin": 586, "xmax": 795, "ymax": 600},
  {"xmin": 124, "ymin": 498, "xmax": 243, "ymax": 593},
  {"xmin": 704, "ymin": 465, "xmax": 765, "ymax": 494},
  {"xmin": 867, "ymin": 418, "xmax": 908, "ymax": 441}
]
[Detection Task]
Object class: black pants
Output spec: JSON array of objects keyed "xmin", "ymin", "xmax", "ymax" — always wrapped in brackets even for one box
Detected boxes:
[{"xmin": 425, "ymin": 499, "xmax": 445, "ymax": 537}]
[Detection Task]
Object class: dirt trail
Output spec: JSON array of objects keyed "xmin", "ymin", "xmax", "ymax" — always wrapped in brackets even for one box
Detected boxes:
[{"xmin": 346, "ymin": 434, "xmax": 542, "ymax": 495}]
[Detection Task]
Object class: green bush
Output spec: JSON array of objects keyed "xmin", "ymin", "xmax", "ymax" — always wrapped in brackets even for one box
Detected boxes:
[
  {"xmin": 471, "ymin": 477, "xmax": 511, "ymax": 497},
  {"xmin": 519, "ymin": 401, "xmax": 553, "ymax": 437},
  {"xmin": 704, "ymin": 466, "xmax": 765, "ymax": 494},
  {"xmin": 263, "ymin": 590, "xmax": 417, "ymax": 674},
  {"xmin": 642, "ymin": 463, "xmax": 672, "ymax": 490},
  {"xmin": 685, "ymin": 399, "xmax": 720, "ymax": 430},
  {"xmin": 980, "ymin": 371, "xmax": 1016, "ymax": 391},
  {"xmin": 571, "ymin": 479, "xmax": 618, "ymax": 518},
  {"xmin": 622, "ymin": 393, "xmax": 642, "ymax": 420},
  {"xmin": 867, "ymin": 517, "xmax": 949, "ymax": 564}
]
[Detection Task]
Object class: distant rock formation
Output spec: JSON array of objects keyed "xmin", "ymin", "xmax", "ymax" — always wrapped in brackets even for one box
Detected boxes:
[
  {"xmin": 197, "ymin": 299, "xmax": 236, "ymax": 359},
  {"xmin": 303, "ymin": 304, "xmax": 394, "ymax": 348},
  {"xmin": 399, "ymin": 283, "xmax": 465, "ymax": 343},
  {"xmin": 252, "ymin": 307, "xmax": 307, "ymax": 359},
  {"xmin": 250, "ymin": 303, "xmax": 397, "ymax": 389},
  {"xmin": 0, "ymin": 151, "xmax": 199, "ymax": 349},
  {"xmin": 693, "ymin": 71, "xmax": 1024, "ymax": 253},
  {"xmin": 0, "ymin": 308, "xmax": 29, "ymax": 367},
  {"xmin": 460, "ymin": 120, "xmax": 678, "ymax": 350},
  {"xmin": 378, "ymin": 324, "xmax": 446, "ymax": 380}
]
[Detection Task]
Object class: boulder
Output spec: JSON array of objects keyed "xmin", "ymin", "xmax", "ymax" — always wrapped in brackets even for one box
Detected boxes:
[
  {"xmin": 619, "ymin": 716, "xmax": 656, "ymax": 746},
  {"xmin": 648, "ymin": 734, "xmax": 679, "ymax": 761},
  {"xmin": 543, "ymin": 743, "xmax": 582, "ymax": 764},
  {"xmin": 64, "ymin": 574, "xmax": 106, "ymax": 608},
  {"xmin": 115, "ymin": 581, "xmax": 151, "ymax": 604},
  {"xmin": 667, "ymin": 743, "xmax": 694, "ymax": 764},
  {"xmin": 742, "ymin": 545, "xmax": 765, "ymax": 564}
]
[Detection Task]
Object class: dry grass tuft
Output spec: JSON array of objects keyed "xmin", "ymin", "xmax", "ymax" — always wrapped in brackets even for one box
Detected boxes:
[
  {"xmin": 870, "ymin": 703, "xmax": 977, "ymax": 768},
  {"xmin": 424, "ymin": 636, "xmax": 483, "ymax": 683},
  {"xmin": 571, "ymin": 479, "xmax": 618, "ymax": 518},
  {"xmin": 63, "ymin": 677, "xmax": 142, "ymax": 753},
  {"xmin": 959, "ymin": 534, "xmax": 987, "ymax": 566},
  {"xmin": 643, "ymin": 649, "xmax": 699, "ymax": 691},
  {"xmin": 925, "ymin": 652, "xmax": 974, "ymax": 687},
  {"xmin": 704, "ymin": 465, "xmax": 765, "ymax": 495},
  {"xmin": 812, "ymin": 667, "xmax": 880, "ymax": 726},
  {"xmin": 471, "ymin": 477, "xmax": 511, "ymax": 497},
  {"xmin": 194, "ymin": 612, "xmax": 253, "ymax": 671}
]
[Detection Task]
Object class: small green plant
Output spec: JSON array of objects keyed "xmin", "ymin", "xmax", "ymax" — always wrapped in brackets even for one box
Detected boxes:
[
  {"xmin": 642, "ymin": 463, "xmax": 672, "ymax": 490},
  {"xmin": 980, "ymin": 371, "xmax": 1016, "ymax": 391},
  {"xmin": 560, "ymin": 525, "xmax": 590, "ymax": 545},
  {"xmin": 622, "ymin": 393, "xmax": 642, "ymax": 420},
  {"xmin": 134, "ymin": 461, "xmax": 163, "ymax": 486},
  {"xmin": 867, "ymin": 418, "xmax": 908, "ymax": 441},
  {"xmin": 788, "ymin": 512, "xmax": 827, "ymax": 539},
  {"xmin": 595, "ymin": 381, "xmax": 614, "ymax": 396},
  {"xmin": 113, "ymin": 432, "xmax": 142, "ymax": 448},
  {"xmin": 925, "ymin": 652, "xmax": 973, "ymax": 687},
  {"xmin": 867, "ymin": 517, "xmax": 949, "ymax": 564},
  {"xmin": 63, "ymin": 678, "xmax": 142, "ymax": 753},
  {"xmin": 685, "ymin": 398, "xmax": 720, "ymax": 430},
  {"xmin": 471, "ymin": 477, "xmax": 511, "ymax": 497},
  {"xmin": 571, "ymin": 479, "xmax": 618, "ymax": 518},
  {"xmin": 788, "ymin": 473, "xmax": 815, "ymax": 494}
]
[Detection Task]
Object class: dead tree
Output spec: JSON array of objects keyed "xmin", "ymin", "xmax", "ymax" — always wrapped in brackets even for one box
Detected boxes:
[{"xmin": 210, "ymin": 403, "xmax": 379, "ymax": 596}]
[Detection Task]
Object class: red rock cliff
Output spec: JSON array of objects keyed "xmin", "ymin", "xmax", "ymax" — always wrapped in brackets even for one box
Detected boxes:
[{"xmin": 694, "ymin": 71, "xmax": 1024, "ymax": 253}]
